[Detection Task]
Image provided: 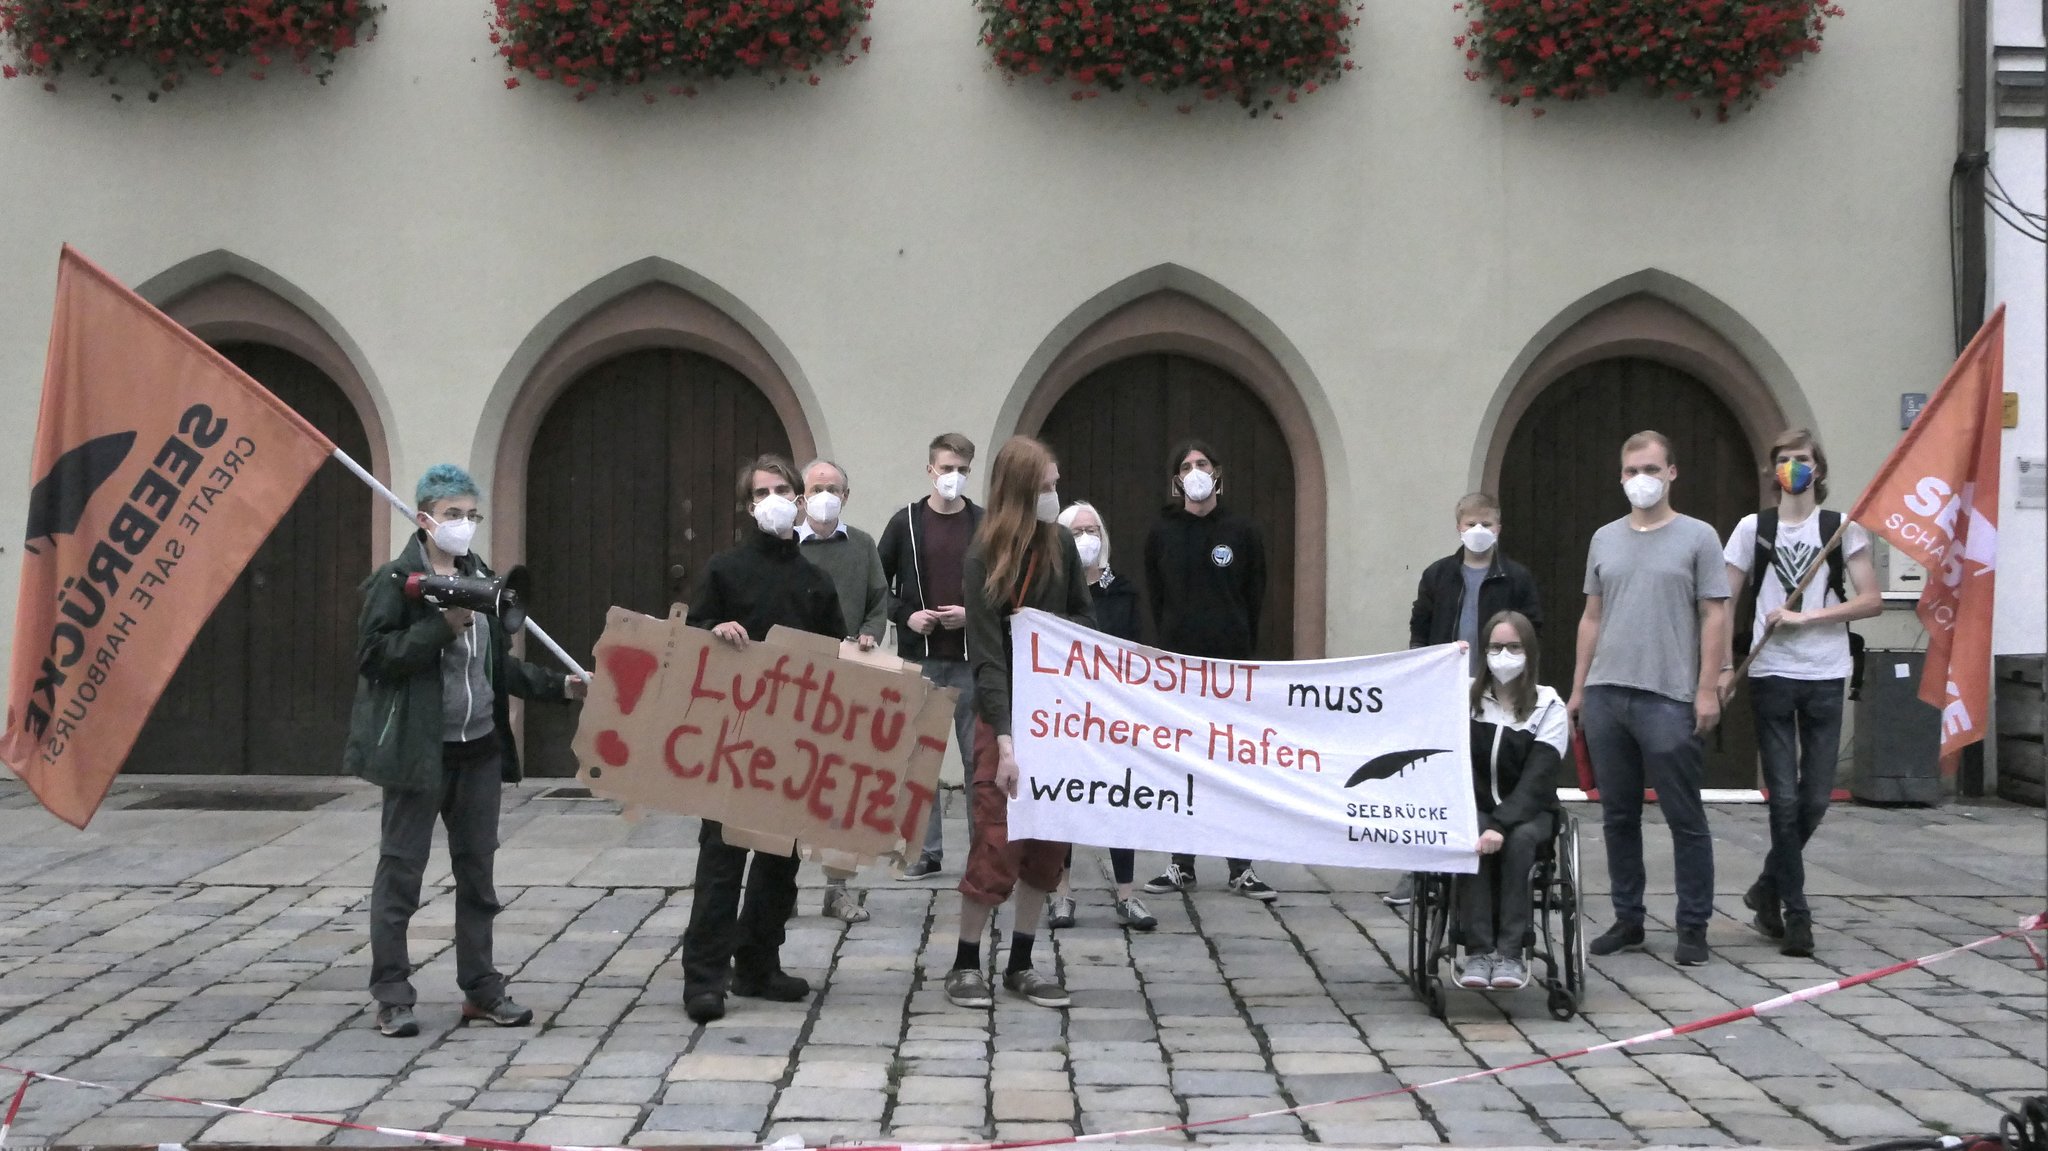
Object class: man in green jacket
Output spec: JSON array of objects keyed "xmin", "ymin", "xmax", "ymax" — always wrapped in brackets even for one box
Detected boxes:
[{"xmin": 345, "ymin": 464, "xmax": 586, "ymax": 1039}]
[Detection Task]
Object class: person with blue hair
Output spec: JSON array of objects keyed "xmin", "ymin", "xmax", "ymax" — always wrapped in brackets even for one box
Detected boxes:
[{"xmin": 346, "ymin": 463, "xmax": 588, "ymax": 1039}]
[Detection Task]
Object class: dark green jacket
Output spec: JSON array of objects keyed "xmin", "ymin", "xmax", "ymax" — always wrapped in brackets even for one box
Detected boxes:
[{"xmin": 344, "ymin": 533, "xmax": 566, "ymax": 792}]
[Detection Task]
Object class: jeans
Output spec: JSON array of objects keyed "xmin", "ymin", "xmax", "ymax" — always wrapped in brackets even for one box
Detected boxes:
[
  {"xmin": 681, "ymin": 821, "xmax": 802, "ymax": 996},
  {"xmin": 1458, "ymin": 812, "xmax": 1554, "ymax": 956},
  {"xmin": 918, "ymin": 658, "xmax": 977, "ymax": 861},
  {"xmin": 1749, "ymin": 676, "xmax": 1845, "ymax": 915},
  {"xmin": 370, "ymin": 737, "xmax": 506, "ymax": 1008},
  {"xmin": 1581, "ymin": 685, "xmax": 1715, "ymax": 931}
]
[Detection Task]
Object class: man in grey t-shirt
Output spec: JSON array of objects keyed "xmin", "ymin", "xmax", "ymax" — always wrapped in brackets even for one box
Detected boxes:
[{"xmin": 1568, "ymin": 431, "xmax": 1730, "ymax": 968}]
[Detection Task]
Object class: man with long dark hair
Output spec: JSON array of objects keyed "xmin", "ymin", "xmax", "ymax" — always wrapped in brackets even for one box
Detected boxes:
[{"xmin": 1139, "ymin": 439, "xmax": 1277, "ymax": 901}]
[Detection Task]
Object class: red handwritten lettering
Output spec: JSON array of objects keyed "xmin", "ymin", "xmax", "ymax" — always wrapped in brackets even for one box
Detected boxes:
[{"xmin": 603, "ymin": 645, "xmax": 659, "ymax": 715}]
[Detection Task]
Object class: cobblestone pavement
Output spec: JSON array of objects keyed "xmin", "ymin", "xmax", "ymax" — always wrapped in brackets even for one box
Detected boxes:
[{"xmin": 0, "ymin": 776, "xmax": 2041, "ymax": 1148}]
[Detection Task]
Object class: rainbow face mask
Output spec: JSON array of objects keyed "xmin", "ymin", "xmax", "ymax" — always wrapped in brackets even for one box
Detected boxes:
[{"xmin": 1775, "ymin": 459, "xmax": 1815, "ymax": 495}]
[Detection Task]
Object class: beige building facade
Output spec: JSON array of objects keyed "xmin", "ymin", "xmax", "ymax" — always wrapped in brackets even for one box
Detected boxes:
[{"xmin": 0, "ymin": 2, "xmax": 1970, "ymax": 782}]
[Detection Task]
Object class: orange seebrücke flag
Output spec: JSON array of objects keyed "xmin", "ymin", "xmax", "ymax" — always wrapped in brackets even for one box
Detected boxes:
[
  {"xmin": 2, "ymin": 246, "xmax": 335, "ymax": 827},
  {"xmin": 1846, "ymin": 305, "xmax": 2005, "ymax": 764}
]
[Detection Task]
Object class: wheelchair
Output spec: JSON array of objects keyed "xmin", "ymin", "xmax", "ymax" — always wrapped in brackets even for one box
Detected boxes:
[{"xmin": 1404, "ymin": 810, "xmax": 1585, "ymax": 1020}]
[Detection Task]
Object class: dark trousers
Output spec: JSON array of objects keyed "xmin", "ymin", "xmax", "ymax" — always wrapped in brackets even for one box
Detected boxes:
[
  {"xmin": 681, "ymin": 821, "xmax": 801, "ymax": 996},
  {"xmin": 1582, "ymin": 685, "xmax": 1715, "ymax": 930},
  {"xmin": 1750, "ymin": 676, "xmax": 1845, "ymax": 916},
  {"xmin": 370, "ymin": 737, "xmax": 505, "ymax": 1008},
  {"xmin": 1458, "ymin": 812, "xmax": 1554, "ymax": 956},
  {"xmin": 1064, "ymin": 845, "xmax": 1136, "ymax": 885},
  {"xmin": 1172, "ymin": 853, "xmax": 1251, "ymax": 875}
]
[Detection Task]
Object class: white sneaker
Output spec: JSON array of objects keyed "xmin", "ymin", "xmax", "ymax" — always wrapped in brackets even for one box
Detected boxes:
[
  {"xmin": 1490, "ymin": 953, "xmax": 1530, "ymax": 991},
  {"xmin": 1457, "ymin": 953, "xmax": 1495, "ymax": 990}
]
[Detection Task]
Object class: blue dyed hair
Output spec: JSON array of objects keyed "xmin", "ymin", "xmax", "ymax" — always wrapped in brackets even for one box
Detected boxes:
[{"xmin": 415, "ymin": 464, "xmax": 479, "ymax": 513}]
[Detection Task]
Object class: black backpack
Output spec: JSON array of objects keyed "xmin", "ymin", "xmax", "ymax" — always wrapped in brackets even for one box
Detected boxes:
[{"xmin": 1732, "ymin": 508, "xmax": 1867, "ymax": 700}]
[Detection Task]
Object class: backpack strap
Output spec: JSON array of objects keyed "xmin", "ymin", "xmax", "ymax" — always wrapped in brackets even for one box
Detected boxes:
[
  {"xmin": 1733, "ymin": 510, "xmax": 1776, "ymax": 660},
  {"xmin": 1819, "ymin": 509, "xmax": 1848, "ymax": 603},
  {"xmin": 1752, "ymin": 508, "xmax": 1778, "ymax": 584}
]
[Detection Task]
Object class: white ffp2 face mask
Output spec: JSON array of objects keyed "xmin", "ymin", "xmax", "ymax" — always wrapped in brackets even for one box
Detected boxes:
[
  {"xmin": 1623, "ymin": 474, "xmax": 1666, "ymax": 510},
  {"xmin": 1036, "ymin": 491, "xmax": 1061, "ymax": 523},
  {"xmin": 934, "ymin": 471, "xmax": 967, "ymax": 502},
  {"xmin": 1073, "ymin": 533, "xmax": 1103, "ymax": 567},
  {"xmin": 1460, "ymin": 525, "xmax": 1498, "ymax": 555},
  {"xmin": 1180, "ymin": 469, "xmax": 1216, "ymax": 503},
  {"xmin": 806, "ymin": 492, "xmax": 842, "ymax": 527},
  {"xmin": 1488, "ymin": 651, "xmax": 1527, "ymax": 683},
  {"xmin": 430, "ymin": 518, "xmax": 477, "ymax": 557},
  {"xmin": 753, "ymin": 494, "xmax": 799, "ymax": 535}
]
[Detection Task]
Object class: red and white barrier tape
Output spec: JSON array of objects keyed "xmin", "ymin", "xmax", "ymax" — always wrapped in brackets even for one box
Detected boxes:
[
  {"xmin": 1, "ymin": 1073, "xmax": 30, "ymax": 1150},
  {"xmin": 1, "ymin": 913, "xmax": 2041, "ymax": 1151}
]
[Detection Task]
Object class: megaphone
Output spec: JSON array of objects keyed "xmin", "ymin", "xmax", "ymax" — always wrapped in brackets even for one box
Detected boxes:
[{"xmin": 399, "ymin": 565, "xmax": 532, "ymax": 634}]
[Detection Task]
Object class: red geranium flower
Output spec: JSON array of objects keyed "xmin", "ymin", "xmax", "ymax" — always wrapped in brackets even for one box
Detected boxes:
[
  {"xmin": 0, "ymin": 0, "xmax": 383, "ymax": 100},
  {"xmin": 493, "ymin": 0, "xmax": 872, "ymax": 100}
]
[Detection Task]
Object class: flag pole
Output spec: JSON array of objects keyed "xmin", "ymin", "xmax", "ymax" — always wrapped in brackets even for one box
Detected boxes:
[
  {"xmin": 1726, "ymin": 517, "xmax": 1856, "ymax": 690},
  {"xmin": 328, "ymin": 449, "xmax": 592, "ymax": 681}
]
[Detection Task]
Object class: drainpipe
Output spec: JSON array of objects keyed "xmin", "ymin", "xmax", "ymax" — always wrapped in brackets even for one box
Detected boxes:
[
  {"xmin": 1955, "ymin": 0, "xmax": 1990, "ymax": 355},
  {"xmin": 1953, "ymin": 0, "xmax": 1991, "ymax": 795}
]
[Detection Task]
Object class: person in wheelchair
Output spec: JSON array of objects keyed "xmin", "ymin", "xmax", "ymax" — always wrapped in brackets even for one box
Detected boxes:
[{"xmin": 1458, "ymin": 610, "xmax": 1570, "ymax": 992}]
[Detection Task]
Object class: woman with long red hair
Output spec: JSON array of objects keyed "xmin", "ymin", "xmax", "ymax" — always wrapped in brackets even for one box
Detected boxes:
[{"xmin": 944, "ymin": 436, "xmax": 1094, "ymax": 1010}]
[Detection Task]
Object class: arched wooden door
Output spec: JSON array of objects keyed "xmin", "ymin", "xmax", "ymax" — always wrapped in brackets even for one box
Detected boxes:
[
  {"xmin": 1036, "ymin": 353, "xmax": 1296, "ymax": 660},
  {"xmin": 126, "ymin": 343, "xmax": 374, "ymax": 775},
  {"xmin": 1498, "ymin": 356, "xmax": 1762, "ymax": 789},
  {"xmin": 523, "ymin": 347, "xmax": 793, "ymax": 777}
]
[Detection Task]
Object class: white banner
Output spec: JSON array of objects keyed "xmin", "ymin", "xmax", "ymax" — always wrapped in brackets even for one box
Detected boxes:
[{"xmin": 1008, "ymin": 609, "xmax": 1478, "ymax": 873}]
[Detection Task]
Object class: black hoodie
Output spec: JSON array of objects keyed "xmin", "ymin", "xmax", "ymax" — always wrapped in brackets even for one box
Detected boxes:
[
  {"xmin": 1143, "ymin": 502, "xmax": 1267, "ymax": 660},
  {"xmin": 687, "ymin": 529, "xmax": 844, "ymax": 643}
]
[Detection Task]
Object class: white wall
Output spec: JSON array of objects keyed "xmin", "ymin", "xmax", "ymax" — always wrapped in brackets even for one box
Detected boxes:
[
  {"xmin": 1991, "ymin": 0, "xmax": 2046, "ymax": 656},
  {"xmin": 0, "ymin": 1, "xmax": 1962, "ymax": 666}
]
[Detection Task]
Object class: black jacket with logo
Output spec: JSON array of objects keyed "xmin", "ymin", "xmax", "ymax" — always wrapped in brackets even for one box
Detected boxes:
[
  {"xmin": 1143, "ymin": 503, "xmax": 1266, "ymax": 660},
  {"xmin": 687, "ymin": 529, "xmax": 845, "ymax": 643},
  {"xmin": 1408, "ymin": 550, "xmax": 1543, "ymax": 648}
]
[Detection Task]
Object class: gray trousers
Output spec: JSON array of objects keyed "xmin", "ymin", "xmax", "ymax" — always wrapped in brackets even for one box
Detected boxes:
[
  {"xmin": 370, "ymin": 736, "xmax": 506, "ymax": 1008},
  {"xmin": 1458, "ymin": 812, "xmax": 1554, "ymax": 956},
  {"xmin": 918, "ymin": 658, "xmax": 977, "ymax": 861}
]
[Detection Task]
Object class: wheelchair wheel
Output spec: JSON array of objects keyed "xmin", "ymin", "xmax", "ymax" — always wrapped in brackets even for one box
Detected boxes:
[
  {"xmin": 1404, "ymin": 873, "xmax": 1430, "ymax": 997},
  {"xmin": 1558, "ymin": 815, "xmax": 1586, "ymax": 1002},
  {"xmin": 1426, "ymin": 975, "xmax": 1448, "ymax": 1020},
  {"xmin": 1546, "ymin": 985, "xmax": 1577, "ymax": 1021}
]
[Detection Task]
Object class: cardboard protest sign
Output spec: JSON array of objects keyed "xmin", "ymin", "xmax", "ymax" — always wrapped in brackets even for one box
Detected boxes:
[
  {"xmin": 1007, "ymin": 608, "xmax": 1477, "ymax": 873},
  {"xmin": 572, "ymin": 606, "xmax": 952, "ymax": 861}
]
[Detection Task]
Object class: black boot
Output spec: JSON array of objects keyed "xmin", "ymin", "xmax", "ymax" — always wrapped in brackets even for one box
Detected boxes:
[
  {"xmin": 1744, "ymin": 877, "xmax": 1784, "ymax": 939},
  {"xmin": 1780, "ymin": 912, "xmax": 1814, "ymax": 958}
]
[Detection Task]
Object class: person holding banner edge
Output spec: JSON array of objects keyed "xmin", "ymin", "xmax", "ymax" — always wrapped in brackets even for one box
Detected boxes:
[
  {"xmin": 1569, "ymin": 431, "xmax": 1729, "ymax": 968},
  {"xmin": 947, "ymin": 436, "xmax": 1094, "ymax": 1010},
  {"xmin": 797, "ymin": 457, "xmax": 891, "ymax": 924},
  {"xmin": 349, "ymin": 464, "xmax": 588, "ymax": 1040},
  {"xmin": 1388, "ymin": 490, "xmax": 1544, "ymax": 909},
  {"xmin": 1718, "ymin": 430, "xmax": 1880, "ymax": 959},
  {"xmin": 1456, "ymin": 611, "xmax": 1567, "ymax": 993},
  {"xmin": 1140, "ymin": 440, "xmax": 1278, "ymax": 902},
  {"xmin": 1046, "ymin": 500, "xmax": 1157, "ymax": 933},
  {"xmin": 680, "ymin": 455, "xmax": 846, "ymax": 1025}
]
